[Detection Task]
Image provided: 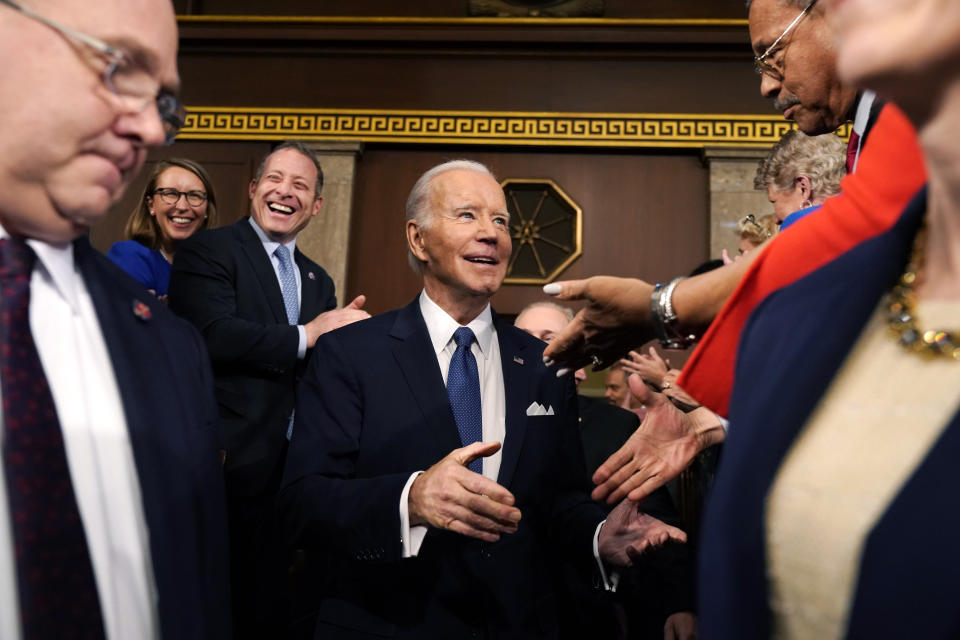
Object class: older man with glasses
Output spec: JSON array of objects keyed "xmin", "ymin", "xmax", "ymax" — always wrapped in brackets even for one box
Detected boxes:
[
  {"xmin": 539, "ymin": 0, "xmax": 928, "ymax": 518},
  {"xmin": 0, "ymin": 1, "xmax": 230, "ymax": 639},
  {"xmin": 747, "ymin": 0, "xmax": 882, "ymax": 171}
]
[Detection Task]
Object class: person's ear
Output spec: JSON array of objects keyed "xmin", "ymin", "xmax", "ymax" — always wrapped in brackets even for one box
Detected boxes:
[
  {"xmin": 796, "ymin": 175, "xmax": 813, "ymax": 206},
  {"xmin": 407, "ymin": 219, "xmax": 429, "ymax": 264}
]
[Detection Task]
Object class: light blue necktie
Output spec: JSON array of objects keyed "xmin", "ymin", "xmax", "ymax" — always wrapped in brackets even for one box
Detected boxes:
[
  {"xmin": 447, "ymin": 327, "xmax": 483, "ymax": 474},
  {"xmin": 274, "ymin": 245, "xmax": 299, "ymax": 439},
  {"xmin": 274, "ymin": 245, "xmax": 299, "ymax": 325}
]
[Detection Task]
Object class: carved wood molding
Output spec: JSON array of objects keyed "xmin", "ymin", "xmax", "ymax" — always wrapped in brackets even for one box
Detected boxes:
[{"xmin": 179, "ymin": 107, "xmax": 851, "ymax": 149}]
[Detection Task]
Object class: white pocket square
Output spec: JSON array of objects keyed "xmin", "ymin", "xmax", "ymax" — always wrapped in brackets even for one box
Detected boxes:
[{"xmin": 525, "ymin": 402, "xmax": 555, "ymax": 417}]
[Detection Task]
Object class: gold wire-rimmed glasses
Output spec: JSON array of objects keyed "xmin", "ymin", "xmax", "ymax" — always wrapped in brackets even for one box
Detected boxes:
[
  {"xmin": 753, "ymin": 0, "xmax": 818, "ymax": 81},
  {"xmin": 0, "ymin": 0, "xmax": 186, "ymax": 145}
]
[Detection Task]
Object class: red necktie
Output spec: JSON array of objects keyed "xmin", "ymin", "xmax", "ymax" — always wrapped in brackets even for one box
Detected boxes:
[
  {"xmin": 846, "ymin": 130, "xmax": 861, "ymax": 174},
  {"xmin": 0, "ymin": 238, "xmax": 106, "ymax": 639}
]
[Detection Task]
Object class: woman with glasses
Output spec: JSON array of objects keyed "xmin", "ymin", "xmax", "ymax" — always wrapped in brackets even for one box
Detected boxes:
[{"xmin": 107, "ymin": 158, "xmax": 218, "ymax": 297}]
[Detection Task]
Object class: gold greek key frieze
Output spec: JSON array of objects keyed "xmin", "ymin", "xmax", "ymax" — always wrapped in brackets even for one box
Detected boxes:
[{"xmin": 179, "ymin": 108, "xmax": 851, "ymax": 148}]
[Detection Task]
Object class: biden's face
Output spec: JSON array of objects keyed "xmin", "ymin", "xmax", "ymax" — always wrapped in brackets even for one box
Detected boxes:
[{"xmin": 410, "ymin": 169, "xmax": 512, "ymax": 304}]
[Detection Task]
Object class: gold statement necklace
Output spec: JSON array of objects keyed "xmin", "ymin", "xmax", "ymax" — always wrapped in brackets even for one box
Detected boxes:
[{"xmin": 885, "ymin": 221, "xmax": 960, "ymax": 359}]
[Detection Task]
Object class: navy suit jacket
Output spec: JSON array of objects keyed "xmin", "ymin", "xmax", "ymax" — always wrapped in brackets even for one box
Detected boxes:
[
  {"xmin": 169, "ymin": 218, "xmax": 336, "ymax": 496},
  {"xmin": 75, "ymin": 238, "xmax": 230, "ymax": 639},
  {"xmin": 700, "ymin": 187, "xmax": 960, "ymax": 637},
  {"xmin": 280, "ymin": 298, "xmax": 607, "ymax": 639}
]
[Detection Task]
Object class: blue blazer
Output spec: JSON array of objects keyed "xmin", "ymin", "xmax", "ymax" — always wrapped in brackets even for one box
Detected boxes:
[
  {"xmin": 699, "ymin": 187, "xmax": 960, "ymax": 638},
  {"xmin": 280, "ymin": 299, "xmax": 606, "ymax": 639},
  {"xmin": 169, "ymin": 218, "xmax": 337, "ymax": 496},
  {"xmin": 76, "ymin": 238, "xmax": 230, "ymax": 639}
]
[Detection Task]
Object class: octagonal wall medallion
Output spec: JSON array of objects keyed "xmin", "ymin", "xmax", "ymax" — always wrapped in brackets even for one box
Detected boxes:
[{"xmin": 501, "ymin": 178, "xmax": 582, "ymax": 285}]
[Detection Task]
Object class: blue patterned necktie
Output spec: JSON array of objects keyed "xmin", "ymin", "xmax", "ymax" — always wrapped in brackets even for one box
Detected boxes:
[
  {"xmin": 447, "ymin": 327, "xmax": 483, "ymax": 473},
  {"xmin": 0, "ymin": 238, "xmax": 106, "ymax": 639},
  {"xmin": 274, "ymin": 244, "xmax": 299, "ymax": 439},
  {"xmin": 274, "ymin": 244, "xmax": 299, "ymax": 325}
]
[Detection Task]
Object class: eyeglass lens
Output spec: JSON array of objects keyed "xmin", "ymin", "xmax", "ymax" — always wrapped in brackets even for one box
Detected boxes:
[{"xmin": 155, "ymin": 189, "xmax": 206, "ymax": 206}]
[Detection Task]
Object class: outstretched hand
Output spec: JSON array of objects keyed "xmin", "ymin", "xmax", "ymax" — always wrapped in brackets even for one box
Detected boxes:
[
  {"xmin": 619, "ymin": 346, "xmax": 670, "ymax": 388},
  {"xmin": 408, "ymin": 441, "xmax": 521, "ymax": 543},
  {"xmin": 597, "ymin": 499, "xmax": 687, "ymax": 567},
  {"xmin": 542, "ymin": 276, "xmax": 655, "ymax": 373},
  {"xmin": 592, "ymin": 375, "xmax": 722, "ymax": 504},
  {"xmin": 305, "ymin": 294, "xmax": 371, "ymax": 347}
]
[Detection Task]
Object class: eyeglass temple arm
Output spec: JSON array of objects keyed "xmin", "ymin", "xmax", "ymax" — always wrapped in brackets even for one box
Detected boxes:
[
  {"xmin": 758, "ymin": 0, "xmax": 818, "ymax": 62},
  {"xmin": 0, "ymin": 0, "xmax": 119, "ymax": 59}
]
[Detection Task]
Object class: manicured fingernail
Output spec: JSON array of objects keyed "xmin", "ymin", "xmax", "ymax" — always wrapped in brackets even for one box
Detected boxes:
[
  {"xmin": 556, "ymin": 368, "xmax": 570, "ymax": 377},
  {"xmin": 542, "ymin": 283, "xmax": 562, "ymax": 295},
  {"xmin": 542, "ymin": 356, "xmax": 554, "ymax": 366}
]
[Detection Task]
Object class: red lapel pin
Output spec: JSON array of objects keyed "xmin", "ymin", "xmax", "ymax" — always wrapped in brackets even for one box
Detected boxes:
[{"xmin": 132, "ymin": 299, "xmax": 152, "ymax": 322}]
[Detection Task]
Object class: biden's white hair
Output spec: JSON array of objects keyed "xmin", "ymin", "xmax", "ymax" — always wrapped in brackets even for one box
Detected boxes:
[{"xmin": 404, "ymin": 159, "xmax": 496, "ymax": 273}]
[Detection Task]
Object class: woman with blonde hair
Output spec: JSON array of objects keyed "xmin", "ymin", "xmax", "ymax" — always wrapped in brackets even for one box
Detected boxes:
[
  {"xmin": 108, "ymin": 158, "xmax": 218, "ymax": 296},
  {"xmin": 754, "ymin": 128, "xmax": 846, "ymax": 229}
]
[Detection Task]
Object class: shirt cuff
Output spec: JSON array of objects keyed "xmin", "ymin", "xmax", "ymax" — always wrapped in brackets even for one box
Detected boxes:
[
  {"xmin": 297, "ymin": 325, "xmax": 307, "ymax": 359},
  {"xmin": 717, "ymin": 414, "xmax": 730, "ymax": 433},
  {"xmin": 593, "ymin": 520, "xmax": 620, "ymax": 592},
  {"xmin": 399, "ymin": 471, "xmax": 428, "ymax": 558}
]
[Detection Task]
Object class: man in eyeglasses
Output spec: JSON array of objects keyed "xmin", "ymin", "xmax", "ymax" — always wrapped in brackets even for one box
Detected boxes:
[
  {"xmin": 748, "ymin": 0, "xmax": 883, "ymax": 170},
  {"xmin": 539, "ymin": 0, "xmax": 927, "ymax": 519},
  {"xmin": 0, "ymin": 0, "xmax": 230, "ymax": 639}
]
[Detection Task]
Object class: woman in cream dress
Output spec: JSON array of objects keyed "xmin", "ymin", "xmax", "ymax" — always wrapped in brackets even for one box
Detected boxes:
[{"xmin": 699, "ymin": 0, "xmax": 960, "ymax": 637}]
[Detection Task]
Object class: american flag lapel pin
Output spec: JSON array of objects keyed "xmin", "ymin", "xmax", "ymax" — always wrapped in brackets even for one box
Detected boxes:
[
  {"xmin": 308, "ymin": 271, "xmax": 317, "ymax": 280},
  {"xmin": 132, "ymin": 299, "xmax": 152, "ymax": 322},
  {"xmin": 513, "ymin": 355, "xmax": 524, "ymax": 365}
]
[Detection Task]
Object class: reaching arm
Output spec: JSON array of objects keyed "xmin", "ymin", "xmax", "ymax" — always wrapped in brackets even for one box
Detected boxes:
[
  {"xmin": 542, "ymin": 250, "xmax": 760, "ymax": 372},
  {"xmin": 592, "ymin": 375, "xmax": 726, "ymax": 504}
]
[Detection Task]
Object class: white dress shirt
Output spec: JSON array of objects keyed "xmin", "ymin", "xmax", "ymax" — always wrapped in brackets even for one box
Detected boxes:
[
  {"xmin": 399, "ymin": 291, "xmax": 505, "ymax": 556},
  {"xmin": 850, "ymin": 90, "xmax": 878, "ymax": 174},
  {"xmin": 248, "ymin": 217, "xmax": 307, "ymax": 359},
  {"xmin": 397, "ymin": 292, "xmax": 614, "ymax": 590},
  {"xmin": 0, "ymin": 226, "xmax": 158, "ymax": 640}
]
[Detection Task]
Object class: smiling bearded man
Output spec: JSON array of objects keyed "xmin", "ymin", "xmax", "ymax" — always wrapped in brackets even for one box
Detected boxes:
[{"xmin": 168, "ymin": 140, "xmax": 370, "ymax": 639}]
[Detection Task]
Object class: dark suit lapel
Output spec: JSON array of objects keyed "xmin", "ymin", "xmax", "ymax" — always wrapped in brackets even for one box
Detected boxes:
[
  {"xmin": 74, "ymin": 239, "xmax": 162, "ymax": 447},
  {"xmin": 389, "ymin": 299, "xmax": 463, "ymax": 455},
  {"xmin": 235, "ymin": 219, "xmax": 288, "ymax": 325},
  {"xmin": 495, "ymin": 319, "xmax": 530, "ymax": 489},
  {"xmin": 294, "ymin": 249, "xmax": 324, "ymax": 323}
]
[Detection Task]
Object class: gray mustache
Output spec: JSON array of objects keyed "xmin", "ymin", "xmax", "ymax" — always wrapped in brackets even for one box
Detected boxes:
[{"xmin": 774, "ymin": 97, "xmax": 801, "ymax": 112}]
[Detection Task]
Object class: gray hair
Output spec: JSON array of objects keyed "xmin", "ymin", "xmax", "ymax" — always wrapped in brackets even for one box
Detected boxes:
[
  {"xmin": 516, "ymin": 301, "xmax": 574, "ymax": 323},
  {"xmin": 253, "ymin": 140, "xmax": 324, "ymax": 197},
  {"xmin": 754, "ymin": 130, "xmax": 846, "ymax": 203},
  {"xmin": 404, "ymin": 159, "xmax": 495, "ymax": 273}
]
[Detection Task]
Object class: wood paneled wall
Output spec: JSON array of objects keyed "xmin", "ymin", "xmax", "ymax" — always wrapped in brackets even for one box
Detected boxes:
[
  {"xmin": 92, "ymin": 6, "xmax": 774, "ymax": 323},
  {"xmin": 90, "ymin": 142, "xmax": 270, "ymax": 253},
  {"xmin": 347, "ymin": 147, "xmax": 708, "ymax": 316},
  {"xmin": 174, "ymin": 0, "xmax": 748, "ymax": 19}
]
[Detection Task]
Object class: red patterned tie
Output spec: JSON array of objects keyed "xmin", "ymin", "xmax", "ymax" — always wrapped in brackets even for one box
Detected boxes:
[
  {"xmin": 846, "ymin": 130, "xmax": 861, "ymax": 174},
  {"xmin": 0, "ymin": 237, "xmax": 106, "ymax": 639}
]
